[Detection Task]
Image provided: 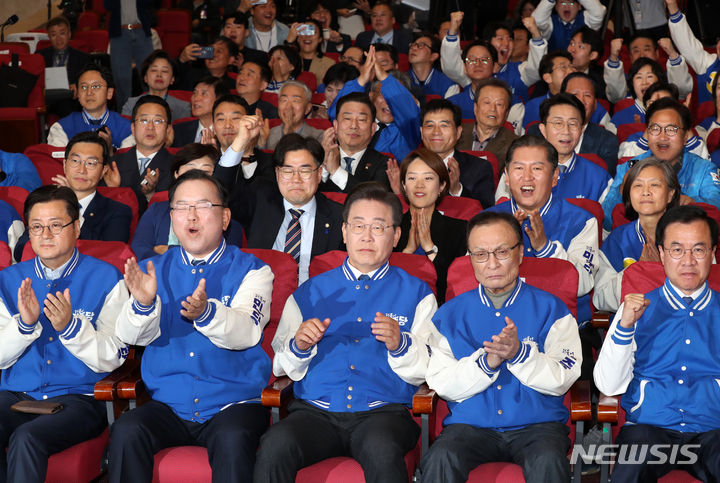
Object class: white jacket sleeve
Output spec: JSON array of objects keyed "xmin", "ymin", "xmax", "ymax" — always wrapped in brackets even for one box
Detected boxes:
[
  {"xmin": 579, "ymin": 0, "xmax": 607, "ymax": 29},
  {"xmin": 519, "ymin": 38, "xmax": 548, "ymax": 87},
  {"xmin": 59, "ymin": 280, "xmax": 131, "ymax": 373},
  {"xmin": 603, "ymin": 59, "xmax": 628, "ymax": 104},
  {"xmin": 532, "ymin": 0, "xmax": 555, "ymax": 41},
  {"xmin": 387, "ymin": 293, "xmax": 438, "ymax": 385},
  {"xmin": 0, "ymin": 302, "xmax": 42, "ymax": 369},
  {"xmin": 47, "ymin": 122, "xmax": 69, "ymax": 147},
  {"xmin": 440, "ymin": 35, "xmax": 470, "ymax": 87},
  {"xmin": 271, "ymin": 295, "xmax": 318, "ymax": 380},
  {"xmin": 666, "ymin": 56, "xmax": 693, "ymax": 98},
  {"xmin": 507, "ymin": 312, "xmax": 582, "ymax": 396},
  {"xmin": 668, "ymin": 12, "xmax": 718, "ymax": 76},
  {"xmin": 194, "ymin": 264, "xmax": 273, "ymax": 350},
  {"xmin": 592, "ymin": 250, "xmax": 623, "ymax": 312},
  {"xmin": 593, "ymin": 303, "xmax": 637, "ymax": 395},
  {"xmin": 116, "ymin": 295, "xmax": 162, "ymax": 346}
]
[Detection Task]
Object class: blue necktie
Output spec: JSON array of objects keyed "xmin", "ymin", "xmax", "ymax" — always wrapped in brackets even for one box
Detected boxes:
[
  {"xmin": 284, "ymin": 209, "xmax": 304, "ymax": 261},
  {"xmin": 682, "ymin": 296, "xmax": 693, "ymax": 306},
  {"xmin": 191, "ymin": 259, "xmax": 206, "ymax": 266},
  {"xmin": 344, "ymin": 156, "xmax": 354, "ymax": 174},
  {"xmin": 358, "ymin": 274, "xmax": 370, "ymax": 280},
  {"xmin": 139, "ymin": 157, "xmax": 151, "ymax": 175},
  {"xmin": 558, "ymin": 164, "xmax": 567, "ymax": 174}
]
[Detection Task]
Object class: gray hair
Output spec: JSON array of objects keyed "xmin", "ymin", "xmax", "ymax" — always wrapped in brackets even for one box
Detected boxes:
[{"xmin": 279, "ymin": 80, "xmax": 312, "ymax": 105}]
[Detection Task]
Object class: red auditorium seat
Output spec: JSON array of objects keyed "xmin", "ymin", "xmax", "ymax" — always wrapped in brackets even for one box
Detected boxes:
[
  {"xmin": 616, "ymin": 122, "xmax": 646, "ymax": 143},
  {"xmin": 148, "ymin": 190, "xmax": 169, "ymax": 206},
  {"xmin": 97, "ymin": 186, "xmax": 140, "ymax": 237},
  {"xmin": 73, "ymin": 30, "xmax": 109, "ymax": 53},
  {"xmin": 305, "ymin": 118, "xmax": 331, "ymax": 130},
  {"xmin": 23, "ymin": 144, "xmax": 65, "ymax": 185},
  {"xmin": 435, "ymin": 196, "xmax": 482, "ymax": 221},
  {"xmin": 77, "ymin": 11, "xmax": 100, "ymax": 30},
  {"xmin": 0, "ymin": 241, "xmax": 11, "ymax": 269},
  {"xmin": 168, "ymin": 90, "xmax": 193, "ymax": 103},
  {"xmin": 155, "ymin": 9, "xmax": 192, "ymax": 58},
  {"xmin": 297, "ymin": 71, "xmax": 317, "ymax": 93},
  {"xmin": 261, "ymin": 91, "xmax": 279, "ymax": 107},
  {"xmin": 0, "ymin": 42, "xmax": 30, "ymax": 54},
  {"xmin": 0, "ymin": 186, "xmax": 29, "ymax": 221},
  {"xmin": 579, "ymin": 152, "xmax": 608, "ymax": 171},
  {"xmin": 0, "ymin": 53, "xmax": 46, "ymax": 151}
]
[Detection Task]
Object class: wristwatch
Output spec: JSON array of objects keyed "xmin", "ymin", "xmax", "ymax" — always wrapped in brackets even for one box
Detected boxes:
[{"xmin": 424, "ymin": 245, "xmax": 438, "ymax": 255}]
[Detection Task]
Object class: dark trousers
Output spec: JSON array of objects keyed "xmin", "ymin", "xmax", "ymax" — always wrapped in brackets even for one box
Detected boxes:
[
  {"xmin": 611, "ymin": 423, "xmax": 720, "ymax": 483},
  {"xmin": 416, "ymin": 421, "xmax": 570, "ymax": 483},
  {"xmin": 108, "ymin": 399, "xmax": 269, "ymax": 483},
  {"xmin": 253, "ymin": 399, "xmax": 420, "ymax": 483},
  {"xmin": 0, "ymin": 390, "xmax": 107, "ymax": 483}
]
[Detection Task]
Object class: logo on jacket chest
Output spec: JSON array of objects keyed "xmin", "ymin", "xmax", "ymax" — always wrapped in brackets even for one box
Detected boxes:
[
  {"xmin": 385, "ymin": 313, "xmax": 409, "ymax": 326},
  {"xmin": 73, "ymin": 308, "xmax": 95, "ymax": 321}
]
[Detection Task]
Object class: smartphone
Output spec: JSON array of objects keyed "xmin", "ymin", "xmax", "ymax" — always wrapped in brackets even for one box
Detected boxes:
[
  {"xmin": 251, "ymin": 0, "xmax": 267, "ymax": 5},
  {"xmin": 198, "ymin": 46, "xmax": 214, "ymax": 59},
  {"xmin": 297, "ymin": 24, "xmax": 316, "ymax": 36},
  {"xmin": 141, "ymin": 169, "xmax": 157, "ymax": 186},
  {"xmin": 347, "ymin": 8, "xmax": 357, "ymax": 14}
]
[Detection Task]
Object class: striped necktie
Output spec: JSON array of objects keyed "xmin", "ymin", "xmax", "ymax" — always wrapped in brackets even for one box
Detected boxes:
[
  {"xmin": 139, "ymin": 157, "xmax": 151, "ymax": 175},
  {"xmin": 344, "ymin": 156, "xmax": 354, "ymax": 174},
  {"xmin": 284, "ymin": 209, "xmax": 304, "ymax": 261}
]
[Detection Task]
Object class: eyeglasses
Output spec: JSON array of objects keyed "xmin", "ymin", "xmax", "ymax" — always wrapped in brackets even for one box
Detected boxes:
[
  {"xmin": 465, "ymin": 57, "xmax": 492, "ymax": 65},
  {"xmin": 345, "ymin": 222, "xmax": 394, "ymax": 236},
  {"xmin": 552, "ymin": 63, "xmax": 575, "ymax": 72},
  {"xmin": 662, "ymin": 245, "xmax": 709, "ymax": 260},
  {"xmin": 78, "ymin": 83, "xmax": 105, "ymax": 92},
  {"xmin": 28, "ymin": 220, "xmax": 74, "ymax": 236},
  {"xmin": 410, "ymin": 41, "xmax": 430, "ymax": 50},
  {"xmin": 547, "ymin": 119, "xmax": 582, "ymax": 132},
  {"xmin": 171, "ymin": 201, "xmax": 224, "ymax": 212},
  {"xmin": 469, "ymin": 242, "xmax": 520, "ymax": 263},
  {"xmin": 277, "ymin": 166, "xmax": 320, "ymax": 180},
  {"xmin": 66, "ymin": 157, "xmax": 102, "ymax": 170},
  {"xmin": 559, "ymin": 1, "xmax": 577, "ymax": 5},
  {"xmin": 135, "ymin": 118, "xmax": 167, "ymax": 126},
  {"xmin": 340, "ymin": 56, "xmax": 361, "ymax": 65},
  {"xmin": 647, "ymin": 123, "xmax": 681, "ymax": 137}
]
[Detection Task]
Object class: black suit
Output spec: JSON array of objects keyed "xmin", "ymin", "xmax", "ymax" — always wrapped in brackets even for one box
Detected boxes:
[
  {"xmin": 12, "ymin": 191, "xmax": 133, "ymax": 262},
  {"xmin": 320, "ymin": 148, "xmax": 391, "ymax": 193},
  {"xmin": 38, "ymin": 47, "xmax": 90, "ymax": 85},
  {"xmin": 111, "ymin": 147, "xmax": 174, "ymax": 213},
  {"xmin": 452, "ymin": 150, "xmax": 495, "ymax": 209},
  {"xmin": 214, "ymin": 148, "xmax": 275, "ymax": 198},
  {"xmin": 172, "ymin": 118, "xmax": 201, "ymax": 148},
  {"xmin": 38, "ymin": 46, "xmax": 90, "ymax": 117},
  {"xmin": 354, "ymin": 28, "xmax": 414, "ymax": 54}
]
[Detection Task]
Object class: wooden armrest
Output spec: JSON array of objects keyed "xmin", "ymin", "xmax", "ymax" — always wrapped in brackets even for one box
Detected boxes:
[
  {"xmin": 592, "ymin": 311, "xmax": 612, "ymax": 329},
  {"xmin": 114, "ymin": 358, "xmax": 145, "ymax": 400},
  {"xmin": 261, "ymin": 376, "xmax": 294, "ymax": 408},
  {"xmin": 36, "ymin": 106, "xmax": 47, "ymax": 115},
  {"xmin": 570, "ymin": 379, "xmax": 592, "ymax": 422},
  {"xmin": 411, "ymin": 383, "xmax": 437, "ymax": 415},
  {"xmin": 94, "ymin": 357, "xmax": 142, "ymax": 401},
  {"xmin": 597, "ymin": 392, "xmax": 619, "ymax": 424}
]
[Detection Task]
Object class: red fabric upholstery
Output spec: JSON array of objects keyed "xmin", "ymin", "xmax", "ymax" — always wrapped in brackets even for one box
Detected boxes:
[
  {"xmin": 152, "ymin": 446, "xmax": 211, "ymax": 483},
  {"xmin": 261, "ymin": 92, "xmax": 279, "ymax": 107},
  {"xmin": 0, "ymin": 42, "xmax": 30, "ymax": 54},
  {"xmin": 0, "ymin": 241, "xmax": 11, "ymax": 269},
  {"xmin": 268, "ymin": 118, "xmax": 282, "ymax": 128},
  {"xmin": 0, "ymin": 108, "xmax": 42, "ymax": 153},
  {"xmin": 305, "ymin": 118, "xmax": 332, "ymax": 130},
  {"xmin": 73, "ymin": 30, "xmax": 109, "ymax": 53},
  {"xmin": 462, "ymin": 150, "xmax": 500, "ymax": 188},
  {"xmin": 148, "ymin": 190, "xmax": 169, "ymax": 206},
  {"xmin": 325, "ymin": 52, "xmax": 340, "ymax": 62},
  {"xmin": 398, "ymin": 53, "xmax": 409, "ymax": 72},
  {"xmin": 446, "ymin": 256, "xmax": 579, "ymax": 318},
  {"xmin": 45, "ymin": 428, "xmax": 108, "ymax": 483},
  {"xmin": 295, "ymin": 452, "xmax": 417, "ymax": 483},
  {"xmin": 707, "ymin": 128, "xmax": 720, "ymax": 154},
  {"xmin": 579, "ymin": 152, "xmax": 608, "ymax": 171},
  {"xmin": 311, "ymin": 92, "xmax": 325, "ymax": 105},
  {"xmin": 613, "ymin": 97, "xmax": 635, "ymax": 114},
  {"xmin": 436, "ymin": 195, "xmax": 482, "ymax": 221},
  {"xmin": 155, "ymin": 9, "xmax": 192, "ymax": 58},
  {"xmin": 23, "ymin": 144, "xmax": 65, "ymax": 185},
  {"xmin": 77, "ymin": 11, "xmax": 101, "ymax": 30},
  {"xmin": 97, "ymin": 186, "xmax": 140, "ymax": 237},
  {"xmin": 297, "ymin": 71, "xmax": 317, "ymax": 93},
  {"xmin": 425, "ymin": 94, "xmax": 442, "ymax": 102},
  {"xmin": 320, "ymin": 191, "xmax": 347, "ymax": 205},
  {"xmin": 567, "ymin": 198, "xmax": 604, "ymax": 246},
  {"xmin": 168, "ymin": 90, "xmax": 193, "ymax": 102},
  {"xmin": 22, "ymin": 240, "xmax": 136, "ymax": 273},
  {"xmin": 696, "ymin": 101, "xmax": 714, "ymax": 126},
  {"xmin": 309, "ymin": 250, "xmax": 438, "ymax": 296},
  {"xmin": 0, "ymin": 186, "xmax": 29, "ymax": 221},
  {"xmin": 611, "ymin": 202, "xmax": 629, "ymax": 230},
  {"xmin": 617, "ymin": 122, "xmax": 646, "ymax": 143}
]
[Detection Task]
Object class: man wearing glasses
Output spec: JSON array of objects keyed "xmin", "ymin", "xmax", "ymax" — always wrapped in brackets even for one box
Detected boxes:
[
  {"xmin": 48, "ymin": 65, "xmax": 133, "ymax": 150},
  {"xmin": 109, "ymin": 169, "xmax": 274, "ymax": 482},
  {"xmin": 416, "ymin": 210, "xmax": 581, "ymax": 482},
  {"xmin": 105, "ymin": 95, "xmax": 174, "ymax": 212},
  {"xmin": 601, "ymin": 98, "xmax": 720, "ymax": 228},
  {"xmin": 13, "ymin": 132, "xmax": 133, "ymax": 262},
  {"xmin": 408, "ymin": 34, "xmax": 457, "ymax": 98},
  {"xmin": 595, "ymin": 205, "xmax": 720, "ymax": 482},
  {"xmin": 255, "ymin": 181, "xmax": 437, "ymax": 483},
  {"xmin": 0, "ymin": 185, "xmax": 130, "ymax": 482},
  {"xmin": 230, "ymin": 133, "xmax": 344, "ymax": 283}
]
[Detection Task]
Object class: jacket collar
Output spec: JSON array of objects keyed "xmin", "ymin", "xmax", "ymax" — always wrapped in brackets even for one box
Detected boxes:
[{"xmin": 34, "ymin": 248, "xmax": 80, "ymax": 280}]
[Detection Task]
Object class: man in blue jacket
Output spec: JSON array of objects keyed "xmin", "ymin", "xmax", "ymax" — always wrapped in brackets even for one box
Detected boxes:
[
  {"xmin": 595, "ymin": 205, "xmax": 720, "ymax": 482},
  {"xmin": 108, "ymin": 169, "xmax": 274, "ymax": 482}
]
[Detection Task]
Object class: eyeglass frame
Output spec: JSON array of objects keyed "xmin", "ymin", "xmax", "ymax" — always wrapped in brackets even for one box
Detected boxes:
[
  {"xmin": 647, "ymin": 123, "xmax": 682, "ymax": 137},
  {"xmin": 410, "ymin": 41, "xmax": 431, "ymax": 50},
  {"xmin": 546, "ymin": 118, "xmax": 583, "ymax": 132},
  {"xmin": 465, "ymin": 57, "xmax": 492, "ymax": 66},
  {"xmin": 661, "ymin": 244, "xmax": 710, "ymax": 260},
  {"xmin": 344, "ymin": 221, "xmax": 396, "ymax": 236},
  {"xmin": 78, "ymin": 83, "xmax": 106, "ymax": 92},
  {"xmin": 276, "ymin": 165, "xmax": 321, "ymax": 180},
  {"xmin": 170, "ymin": 201, "xmax": 225, "ymax": 212},
  {"xmin": 28, "ymin": 220, "xmax": 75, "ymax": 236},
  {"xmin": 65, "ymin": 157, "xmax": 103, "ymax": 170},
  {"xmin": 469, "ymin": 242, "xmax": 521, "ymax": 263},
  {"xmin": 134, "ymin": 118, "xmax": 168, "ymax": 126}
]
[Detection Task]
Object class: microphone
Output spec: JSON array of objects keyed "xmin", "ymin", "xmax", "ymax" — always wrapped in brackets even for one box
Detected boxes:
[{"xmin": 1, "ymin": 15, "xmax": 18, "ymax": 27}]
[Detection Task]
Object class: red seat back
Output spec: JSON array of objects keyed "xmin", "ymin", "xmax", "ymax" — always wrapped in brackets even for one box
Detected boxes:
[
  {"xmin": 0, "ymin": 241, "xmax": 11, "ymax": 269},
  {"xmin": 617, "ymin": 122, "xmax": 646, "ymax": 143},
  {"xmin": 77, "ymin": 11, "xmax": 100, "ymax": 30},
  {"xmin": 96, "ymin": 186, "xmax": 140, "ymax": 237},
  {"xmin": 73, "ymin": 30, "xmax": 109, "ymax": 53},
  {"xmin": 579, "ymin": 152, "xmax": 608, "ymax": 172},
  {"xmin": 696, "ymin": 100, "xmax": 715, "ymax": 125},
  {"xmin": 23, "ymin": 143, "xmax": 65, "ymax": 185},
  {"xmin": 567, "ymin": 198, "xmax": 603, "ymax": 246},
  {"xmin": 168, "ymin": 90, "xmax": 193, "ymax": 103},
  {"xmin": 297, "ymin": 71, "xmax": 317, "ymax": 93},
  {"xmin": 461, "ymin": 150, "xmax": 499, "ymax": 188},
  {"xmin": 0, "ymin": 54, "xmax": 46, "ymax": 109},
  {"xmin": 148, "ymin": 190, "xmax": 169, "ymax": 207},
  {"xmin": 398, "ymin": 53, "xmax": 409, "ymax": 72},
  {"xmin": 320, "ymin": 191, "xmax": 347, "ymax": 205},
  {"xmin": 305, "ymin": 118, "xmax": 331, "ymax": 130},
  {"xmin": 261, "ymin": 92, "xmax": 279, "ymax": 107},
  {"xmin": 0, "ymin": 42, "xmax": 30, "ymax": 55},
  {"xmin": 22, "ymin": 240, "xmax": 136, "ymax": 273},
  {"xmin": 0, "ymin": 186, "xmax": 29, "ymax": 222},
  {"xmin": 621, "ymin": 261, "xmax": 720, "ymax": 303},
  {"xmin": 436, "ymin": 195, "xmax": 482, "ymax": 221},
  {"xmin": 155, "ymin": 9, "xmax": 192, "ymax": 58},
  {"xmin": 708, "ymin": 128, "xmax": 720, "ymax": 154}
]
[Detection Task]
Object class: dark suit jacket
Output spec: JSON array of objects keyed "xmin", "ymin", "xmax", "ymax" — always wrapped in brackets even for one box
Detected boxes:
[
  {"xmin": 214, "ymin": 148, "xmax": 275, "ymax": 198},
  {"xmin": 354, "ymin": 28, "xmax": 414, "ymax": 54},
  {"xmin": 320, "ymin": 148, "xmax": 391, "ymax": 193},
  {"xmin": 38, "ymin": 47, "xmax": 90, "ymax": 85},
  {"xmin": 12, "ymin": 191, "xmax": 133, "ymax": 261},
  {"xmin": 457, "ymin": 125, "xmax": 518, "ymax": 175},
  {"xmin": 112, "ymin": 147, "xmax": 174, "ymax": 213},
  {"xmin": 526, "ymin": 122, "xmax": 619, "ymax": 176},
  {"xmin": 396, "ymin": 210, "xmax": 467, "ymax": 304},
  {"xmin": 172, "ymin": 118, "xmax": 200, "ymax": 148},
  {"xmin": 440, "ymin": 150, "xmax": 495, "ymax": 209},
  {"xmin": 229, "ymin": 180, "xmax": 344, "ymax": 256}
]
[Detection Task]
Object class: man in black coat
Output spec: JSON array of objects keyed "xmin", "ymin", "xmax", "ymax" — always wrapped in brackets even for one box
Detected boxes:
[{"xmin": 354, "ymin": 2, "xmax": 414, "ymax": 54}]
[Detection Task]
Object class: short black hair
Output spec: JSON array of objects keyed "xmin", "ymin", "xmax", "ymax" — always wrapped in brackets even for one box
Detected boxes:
[
  {"xmin": 323, "ymin": 62, "xmax": 360, "ymax": 86},
  {"xmin": 140, "ymin": 50, "xmax": 177, "ymax": 80},
  {"xmin": 214, "ymin": 35, "xmax": 239, "ymax": 59},
  {"xmin": 645, "ymin": 97, "xmax": 692, "ymax": 131},
  {"xmin": 132, "ymin": 94, "xmax": 172, "ymax": 124},
  {"xmin": 560, "ymin": 71, "xmax": 598, "ymax": 98},
  {"xmin": 627, "ymin": 57, "xmax": 666, "ymax": 99},
  {"xmin": 171, "ymin": 143, "xmax": 221, "ymax": 175},
  {"xmin": 373, "ymin": 43, "xmax": 399, "ymax": 66},
  {"xmin": 212, "ymin": 94, "xmax": 250, "ymax": 117},
  {"xmin": 474, "ymin": 78, "xmax": 513, "ymax": 108},
  {"xmin": 571, "ymin": 26, "xmax": 603, "ymax": 57},
  {"xmin": 656, "ymin": 205, "xmax": 719, "ymax": 249},
  {"xmin": 77, "ymin": 64, "xmax": 114, "ymax": 89},
  {"xmin": 539, "ymin": 50, "xmax": 573, "ymax": 77},
  {"xmin": 268, "ymin": 45, "xmax": 302, "ymax": 78},
  {"xmin": 539, "ymin": 92, "xmax": 586, "ymax": 125},
  {"xmin": 46, "ymin": 16, "xmax": 71, "ymax": 31},
  {"xmin": 244, "ymin": 60, "xmax": 273, "ymax": 84},
  {"xmin": 273, "ymin": 133, "xmax": 325, "ymax": 167},
  {"xmin": 194, "ymin": 76, "xmax": 231, "ymax": 98},
  {"xmin": 467, "ymin": 211, "xmax": 524, "ymax": 249},
  {"xmin": 482, "ymin": 21, "xmax": 512, "ymax": 42},
  {"xmin": 24, "ymin": 185, "xmax": 80, "ymax": 224},
  {"xmin": 420, "ymin": 98, "xmax": 462, "ymax": 127},
  {"xmin": 335, "ymin": 91, "xmax": 377, "ymax": 121},
  {"xmin": 462, "ymin": 40, "xmax": 498, "ymax": 64},
  {"xmin": 169, "ymin": 170, "xmax": 228, "ymax": 207},
  {"xmin": 230, "ymin": 11, "xmax": 249, "ymax": 28},
  {"xmin": 343, "ymin": 181, "xmax": 402, "ymax": 227},
  {"xmin": 65, "ymin": 131, "xmax": 109, "ymax": 166},
  {"xmin": 506, "ymin": 134, "xmax": 559, "ymax": 169},
  {"xmin": 642, "ymin": 80, "xmax": 679, "ymax": 106},
  {"xmin": 628, "ymin": 33, "xmax": 658, "ymax": 51}
]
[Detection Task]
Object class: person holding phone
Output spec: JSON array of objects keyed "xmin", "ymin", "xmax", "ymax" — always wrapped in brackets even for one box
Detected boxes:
[
  {"xmin": 178, "ymin": 36, "xmax": 238, "ymax": 92},
  {"xmin": 288, "ymin": 19, "xmax": 337, "ymax": 87}
]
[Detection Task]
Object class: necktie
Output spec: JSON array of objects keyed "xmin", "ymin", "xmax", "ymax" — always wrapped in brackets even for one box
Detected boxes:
[
  {"xmin": 191, "ymin": 259, "xmax": 206, "ymax": 266},
  {"xmin": 139, "ymin": 157, "xmax": 151, "ymax": 175},
  {"xmin": 358, "ymin": 274, "xmax": 370, "ymax": 280},
  {"xmin": 54, "ymin": 50, "xmax": 67, "ymax": 67},
  {"xmin": 369, "ymin": 123, "xmax": 387, "ymax": 150},
  {"xmin": 344, "ymin": 156, "xmax": 354, "ymax": 174},
  {"xmin": 284, "ymin": 209, "xmax": 304, "ymax": 261},
  {"xmin": 682, "ymin": 296, "xmax": 693, "ymax": 306},
  {"xmin": 558, "ymin": 164, "xmax": 567, "ymax": 174},
  {"xmin": 87, "ymin": 118, "xmax": 102, "ymax": 126}
]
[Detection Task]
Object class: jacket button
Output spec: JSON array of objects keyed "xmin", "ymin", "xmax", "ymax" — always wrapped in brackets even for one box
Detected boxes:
[
  {"xmin": 495, "ymin": 312, "xmax": 500, "ymax": 317},
  {"xmin": 199, "ymin": 268, "xmax": 204, "ymax": 273},
  {"xmin": 496, "ymin": 385, "xmax": 502, "ymax": 390},
  {"xmin": 194, "ymin": 411, "xmax": 199, "ymax": 416},
  {"xmin": 194, "ymin": 398, "xmax": 199, "ymax": 403},
  {"xmin": 365, "ymin": 285, "xmax": 369, "ymax": 290},
  {"xmin": 191, "ymin": 269, "xmax": 196, "ymax": 274},
  {"xmin": 48, "ymin": 337, "xmax": 53, "ymax": 342},
  {"xmin": 357, "ymin": 317, "xmax": 362, "ymax": 322},
  {"xmin": 348, "ymin": 386, "xmax": 353, "ymax": 391},
  {"xmin": 497, "ymin": 409, "xmax": 503, "ymax": 415},
  {"xmin": 685, "ymin": 339, "xmax": 691, "ymax": 344},
  {"xmin": 356, "ymin": 285, "xmax": 360, "ymax": 290},
  {"xmin": 678, "ymin": 379, "xmax": 684, "ymax": 384},
  {"xmin": 189, "ymin": 352, "xmax": 195, "ymax": 357},
  {"xmin": 347, "ymin": 404, "xmax": 352, "ymax": 409},
  {"xmin": 681, "ymin": 366, "xmax": 687, "ymax": 371},
  {"xmin": 47, "ymin": 360, "xmax": 52, "ymax": 364},
  {"xmin": 43, "ymin": 395, "xmax": 48, "ymax": 399},
  {"xmin": 347, "ymin": 395, "xmax": 352, "ymax": 400},
  {"xmin": 350, "ymin": 365, "xmax": 355, "ymax": 370}
]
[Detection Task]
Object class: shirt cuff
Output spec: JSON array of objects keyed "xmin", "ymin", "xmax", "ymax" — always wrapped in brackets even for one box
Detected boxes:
[
  {"xmin": 16, "ymin": 315, "xmax": 36, "ymax": 335},
  {"xmin": 606, "ymin": 59, "xmax": 621, "ymax": 69},
  {"xmin": 389, "ymin": 332, "xmax": 412, "ymax": 357},
  {"xmin": 218, "ymin": 146, "xmax": 244, "ymax": 168},
  {"xmin": 669, "ymin": 11, "xmax": 683, "ymax": 23},
  {"xmin": 60, "ymin": 316, "xmax": 82, "ymax": 340},
  {"xmin": 450, "ymin": 184, "xmax": 463, "ymax": 197},
  {"xmin": 508, "ymin": 341, "xmax": 531, "ymax": 365},
  {"xmin": 611, "ymin": 324, "xmax": 635, "ymax": 345},
  {"xmin": 668, "ymin": 55, "xmax": 682, "ymax": 66},
  {"xmin": 476, "ymin": 352, "xmax": 500, "ymax": 376},
  {"xmin": 193, "ymin": 300, "xmax": 216, "ymax": 327},
  {"xmin": 531, "ymin": 38, "xmax": 545, "ymax": 46},
  {"xmin": 445, "ymin": 34, "xmax": 458, "ymax": 42},
  {"xmin": 329, "ymin": 166, "xmax": 349, "ymax": 190},
  {"xmin": 132, "ymin": 298, "xmax": 156, "ymax": 315},
  {"xmin": 289, "ymin": 338, "xmax": 313, "ymax": 358},
  {"xmin": 535, "ymin": 239, "xmax": 554, "ymax": 257}
]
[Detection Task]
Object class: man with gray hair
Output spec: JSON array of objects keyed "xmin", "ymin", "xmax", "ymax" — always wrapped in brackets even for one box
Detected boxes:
[{"xmin": 263, "ymin": 81, "xmax": 325, "ymax": 150}]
